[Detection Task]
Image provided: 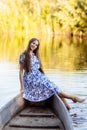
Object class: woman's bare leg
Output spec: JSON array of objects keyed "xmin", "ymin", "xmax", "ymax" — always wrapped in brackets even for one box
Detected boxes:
[
  {"xmin": 61, "ymin": 98, "xmax": 71, "ymax": 110},
  {"xmin": 58, "ymin": 92, "xmax": 85, "ymax": 103}
]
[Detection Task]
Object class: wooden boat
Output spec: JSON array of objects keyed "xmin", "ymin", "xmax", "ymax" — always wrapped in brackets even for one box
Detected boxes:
[{"xmin": 0, "ymin": 94, "xmax": 74, "ymax": 130}]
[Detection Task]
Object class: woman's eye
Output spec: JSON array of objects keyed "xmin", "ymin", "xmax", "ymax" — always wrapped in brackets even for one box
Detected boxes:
[{"xmin": 32, "ymin": 42, "xmax": 38, "ymax": 47}]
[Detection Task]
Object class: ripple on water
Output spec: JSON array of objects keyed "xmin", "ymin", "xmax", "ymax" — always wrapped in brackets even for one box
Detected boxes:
[{"xmin": 69, "ymin": 100, "xmax": 87, "ymax": 130}]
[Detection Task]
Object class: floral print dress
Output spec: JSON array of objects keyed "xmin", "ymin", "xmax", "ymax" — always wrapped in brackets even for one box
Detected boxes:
[{"xmin": 19, "ymin": 52, "xmax": 61, "ymax": 102}]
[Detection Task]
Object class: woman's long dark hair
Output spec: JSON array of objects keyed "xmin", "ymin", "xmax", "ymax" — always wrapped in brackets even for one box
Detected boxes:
[{"xmin": 24, "ymin": 38, "xmax": 44, "ymax": 73}]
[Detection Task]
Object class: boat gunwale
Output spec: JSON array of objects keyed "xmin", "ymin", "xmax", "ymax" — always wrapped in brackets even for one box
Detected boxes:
[
  {"xmin": 0, "ymin": 94, "xmax": 74, "ymax": 130},
  {"xmin": 0, "ymin": 94, "xmax": 25, "ymax": 130}
]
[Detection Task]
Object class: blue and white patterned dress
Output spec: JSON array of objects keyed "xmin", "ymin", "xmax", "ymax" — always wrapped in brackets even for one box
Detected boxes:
[{"xmin": 19, "ymin": 52, "xmax": 61, "ymax": 102}]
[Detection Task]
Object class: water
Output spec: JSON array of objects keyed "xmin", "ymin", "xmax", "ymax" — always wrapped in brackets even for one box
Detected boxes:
[
  {"xmin": 0, "ymin": 63, "xmax": 87, "ymax": 130},
  {"xmin": 0, "ymin": 62, "xmax": 19, "ymax": 108},
  {"xmin": 0, "ymin": 36, "xmax": 87, "ymax": 129}
]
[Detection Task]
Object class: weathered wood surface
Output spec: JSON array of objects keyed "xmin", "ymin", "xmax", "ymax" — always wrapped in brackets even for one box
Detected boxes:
[
  {"xmin": 0, "ymin": 94, "xmax": 25, "ymax": 130},
  {"xmin": 3, "ymin": 106, "xmax": 61, "ymax": 130},
  {"xmin": 1, "ymin": 94, "xmax": 74, "ymax": 130},
  {"xmin": 19, "ymin": 107, "xmax": 54, "ymax": 117},
  {"xmin": 50, "ymin": 94, "xmax": 74, "ymax": 130},
  {"xmin": 3, "ymin": 127, "xmax": 60, "ymax": 130}
]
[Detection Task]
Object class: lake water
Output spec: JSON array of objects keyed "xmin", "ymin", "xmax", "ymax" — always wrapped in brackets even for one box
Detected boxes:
[{"xmin": 0, "ymin": 35, "xmax": 87, "ymax": 130}]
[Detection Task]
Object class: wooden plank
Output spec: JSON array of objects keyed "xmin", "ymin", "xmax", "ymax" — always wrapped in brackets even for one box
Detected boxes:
[
  {"xmin": 3, "ymin": 126, "xmax": 60, "ymax": 130},
  {"xmin": 19, "ymin": 106, "xmax": 54, "ymax": 117},
  {"xmin": 9, "ymin": 116, "xmax": 60, "ymax": 128},
  {"xmin": 20, "ymin": 113, "xmax": 54, "ymax": 117},
  {"xmin": 20, "ymin": 106, "xmax": 53, "ymax": 114}
]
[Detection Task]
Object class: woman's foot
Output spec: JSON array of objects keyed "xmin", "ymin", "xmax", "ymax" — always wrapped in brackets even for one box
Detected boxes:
[
  {"xmin": 72, "ymin": 97, "xmax": 85, "ymax": 103},
  {"xmin": 61, "ymin": 97, "xmax": 71, "ymax": 110},
  {"xmin": 66, "ymin": 106, "xmax": 71, "ymax": 111}
]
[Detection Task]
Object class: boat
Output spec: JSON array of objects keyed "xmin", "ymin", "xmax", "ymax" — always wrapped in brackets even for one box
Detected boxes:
[{"xmin": 0, "ymin": 93, "xmax": 74, "ymax": 130}]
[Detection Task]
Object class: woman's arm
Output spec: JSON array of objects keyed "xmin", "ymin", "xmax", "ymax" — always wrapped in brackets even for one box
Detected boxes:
[
  {"xmin": 19, "ymin": 64, "xmax": 25, "ymax": 93},
  {"xmin": 39, "ymin": 67, "xmax": 44, "ymax": 74}
]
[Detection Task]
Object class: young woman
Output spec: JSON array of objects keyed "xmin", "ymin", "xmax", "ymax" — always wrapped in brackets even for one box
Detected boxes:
[{"xmin": 19, "ymin": 38, "xmax": 85, "ymax": 110}]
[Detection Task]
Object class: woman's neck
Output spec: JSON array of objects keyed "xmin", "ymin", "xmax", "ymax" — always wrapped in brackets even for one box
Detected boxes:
[
  {"xmin": 29, "ymin": 51, "xmax": 34, "ymax": 56},
  {"xmin": 30, "ymin": 50, "xmax": 33, "ymax": 54}
]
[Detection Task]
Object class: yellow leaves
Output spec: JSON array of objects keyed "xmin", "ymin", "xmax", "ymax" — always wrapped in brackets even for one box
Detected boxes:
[{"xmin": 0, "ymin": 0, "xmax": 87, "ymax": 36}]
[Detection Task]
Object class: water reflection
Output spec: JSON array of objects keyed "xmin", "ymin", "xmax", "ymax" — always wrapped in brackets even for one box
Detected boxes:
[
  {"xmin": 0, "ymin": 35, "xmax": 87, "ymax": 71},
  {"xmin": 0, "ymin": 35, "xmax": 87, "ymax": 130}
]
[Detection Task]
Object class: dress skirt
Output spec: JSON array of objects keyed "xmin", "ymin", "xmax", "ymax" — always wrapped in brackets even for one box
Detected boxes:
[{"xmin": 19, "ymin": 52, "xmax": 61, "ymax": 102}]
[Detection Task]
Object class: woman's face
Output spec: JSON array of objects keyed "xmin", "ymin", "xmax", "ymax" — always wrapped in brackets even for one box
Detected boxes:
[{"xmin": 30, "ymin": 40, "xmax": 39, "ymax": 51}]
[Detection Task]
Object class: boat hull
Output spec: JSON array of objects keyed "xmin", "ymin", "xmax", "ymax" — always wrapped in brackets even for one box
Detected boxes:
[{"xmin": 0, "ymin": 94, "xmax": 73, "ymax": 130}]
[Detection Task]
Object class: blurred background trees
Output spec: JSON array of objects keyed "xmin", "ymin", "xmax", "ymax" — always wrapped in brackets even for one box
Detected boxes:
[{"xmin": 0, "ymin": 0, "xmax": 87, "ymax": 37}]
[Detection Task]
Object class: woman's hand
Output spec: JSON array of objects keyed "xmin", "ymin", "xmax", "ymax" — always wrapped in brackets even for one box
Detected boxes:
[{"xmin": 20, "ymin": 87, "xmax": 25, "ymax": 94}]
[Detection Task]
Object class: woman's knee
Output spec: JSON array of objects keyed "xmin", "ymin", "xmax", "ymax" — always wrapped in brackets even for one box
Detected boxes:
[{"xmin": 58, "ymin": 93, "xmax": 63, "ymax": 98}]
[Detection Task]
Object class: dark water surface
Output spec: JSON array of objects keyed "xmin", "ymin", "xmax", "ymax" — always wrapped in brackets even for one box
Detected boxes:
[{"xmin": 0, "ymin": 35, "xmax": 87, "ymax": 130}]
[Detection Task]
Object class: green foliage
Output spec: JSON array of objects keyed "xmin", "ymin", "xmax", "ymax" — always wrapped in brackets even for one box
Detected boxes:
[{"xmin": 0, "ymin": 0, "xmax": 87, "ymax": 36}]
